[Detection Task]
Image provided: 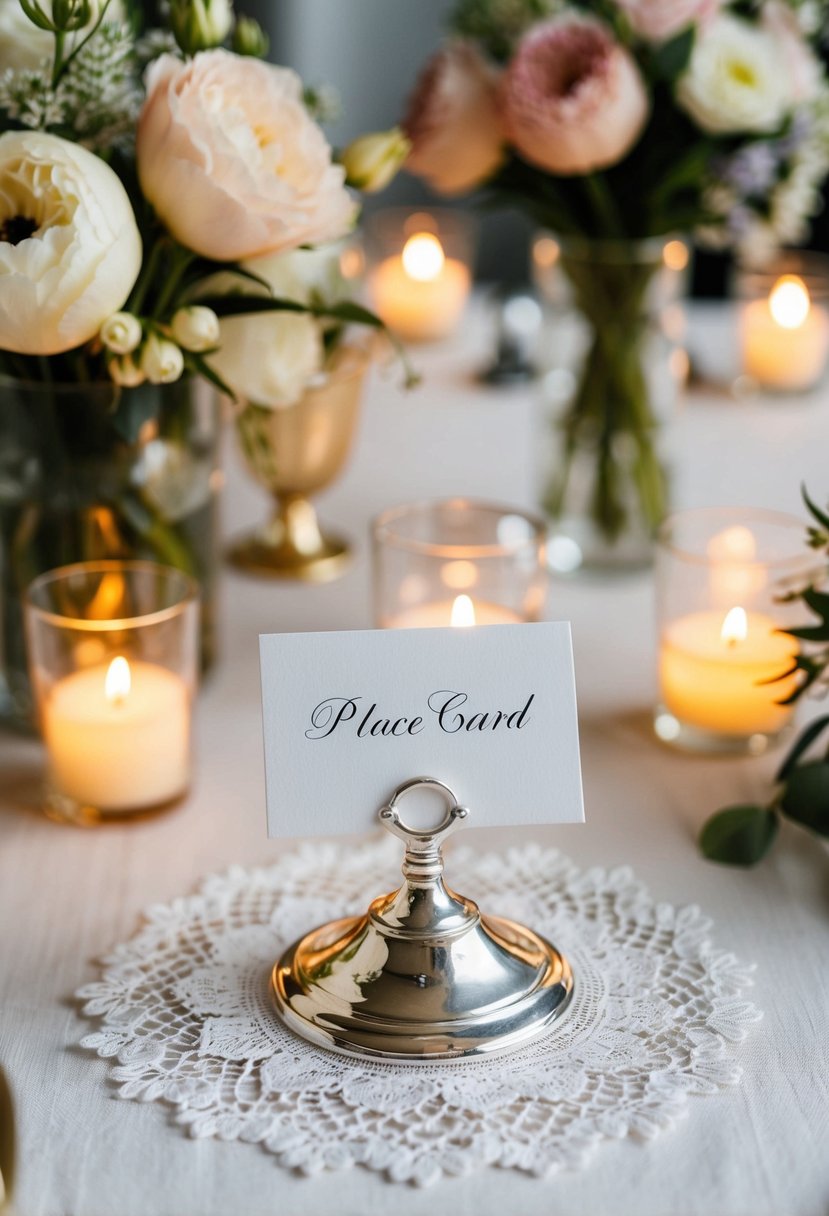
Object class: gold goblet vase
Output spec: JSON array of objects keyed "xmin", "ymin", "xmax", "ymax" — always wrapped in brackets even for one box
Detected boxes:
[{"xmin": 229, "ymin": 346, "xmax": 369, "ymax": 582}]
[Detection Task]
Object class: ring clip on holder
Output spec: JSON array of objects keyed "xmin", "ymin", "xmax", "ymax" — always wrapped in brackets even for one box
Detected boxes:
[{"xmin": 272, "ymin": 776, "xmax": 574, "ymax": 1061}]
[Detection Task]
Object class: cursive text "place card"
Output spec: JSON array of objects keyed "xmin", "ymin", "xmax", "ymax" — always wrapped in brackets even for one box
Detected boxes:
[{"xmin": 259, "ymin": 622, "xmax": 584, "ymax": 837}]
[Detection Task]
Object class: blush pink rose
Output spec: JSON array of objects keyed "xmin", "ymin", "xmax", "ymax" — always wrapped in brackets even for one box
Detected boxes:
[
  {"xmin": 615, "ymin": 0, "xmax": 721, "ymax": 44},
  {"xmin": 137, "ymin": 51, "xmax": 356, "ymax": 262},
  {"xmin": 502, "ymin": 17, "xmax": 649, "ymax": 176},
  {"xmin": 403, "ymin": 41, "xmax": 506, "ymax": 195}
]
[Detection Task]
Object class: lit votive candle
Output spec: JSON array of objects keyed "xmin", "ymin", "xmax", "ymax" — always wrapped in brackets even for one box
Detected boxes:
[
  {"xmin": 373, "ymin": 500, "xmax": 547, "ymax": 629},
  {"xmin": 655, "ymin": 507, "xmax": 811, "ymax": 754},
  {"xmin": 43, "ymin": 656, "xmax": 190, "ymax": 811},
  {"xmin": 369, "ymin": 231, "xmax": 471, "ymax": 342},
  {"xmin": 740, "ymin": 273, "xmax": 829, "ymax": 392},
  {"xmin": 25, "ymin": 560, "xmax": 199, "ymax": 825},
  {"xmin": 659, "ymin": 606, "xmax": 797, "ymax": 737},
  {"xmin": 387, "ymin": 593, "xmax": 523, "ymax": 629}
]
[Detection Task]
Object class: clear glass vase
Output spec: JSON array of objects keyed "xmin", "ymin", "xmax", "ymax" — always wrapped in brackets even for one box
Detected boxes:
[
  {"xmin": 0, "ymin": 376, "xmax": 221, "ymax": 730},
  {"xmin": 532, "ymin": 234, "xmax": 690, "ymax": 574}
]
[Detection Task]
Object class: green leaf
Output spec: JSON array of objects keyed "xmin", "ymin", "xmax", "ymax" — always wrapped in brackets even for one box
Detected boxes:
[
  {"xmin": 786, "ymin": 623, "xmax": 829, "ymax": 642},
  {"xmin": 780, "ymin": 762, "xmax": 829, "ymax": 838},
  {"xmin": 651, "ymin": 26, "xmax": 695, "ymax": 81},
  {"xmin": 776, "ymin": 715, "xmax": 829, "ymax": 781},
  {"xmin": 802, "ymin": 484, "xmax": 829, "ymax": 533},
  {"xmin": 699, "ymin": 805, "xmax": 779, "ymax": 866},
  {"xmin": 802, "ymin": 586, "xmax": 829, "ymax": 622}
]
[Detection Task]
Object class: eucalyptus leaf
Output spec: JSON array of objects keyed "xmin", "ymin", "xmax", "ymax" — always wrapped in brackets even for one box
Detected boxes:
[
  {"xmin": 780, "ymin": 763, "xmax": 829, "ymax": 838},
  {"xmin": 786, "ymin": 623, "xmax": 829, "ymax": 642},
  {"xmin": 776, "ymin": 715, "xmax": 829, "ymax": 782},
  {"xmin": 699, "ymin": 805, "xmax": 779, "ymax": 866}
]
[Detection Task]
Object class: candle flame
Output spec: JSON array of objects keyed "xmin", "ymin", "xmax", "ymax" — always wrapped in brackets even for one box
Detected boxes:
[
  {"xmin": 402, "ymin": 232, "xmax": 444, "ymax": 282},
  {"xmin": 450, "ymin": 594, "xmax": 476, "ymax": 627},
  {"xmin": 721, "ymin": 606, "xmax": 748, "ymax": 646},
  {"xmin": 105, "ymin": 655, "xmax": 131, "ymax": 705},
  {"xmin": 769, "ymin": 274, "xmax": 810, "ymax": 329}
]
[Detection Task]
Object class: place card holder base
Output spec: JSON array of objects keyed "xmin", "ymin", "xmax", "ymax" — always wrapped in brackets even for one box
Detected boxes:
[{"xmin": 271, "ymin": 776, "xmax": 574, "ymax": 1061}]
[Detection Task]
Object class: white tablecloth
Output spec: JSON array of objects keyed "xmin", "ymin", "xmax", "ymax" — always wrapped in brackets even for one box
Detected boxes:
[{"xmin": 1, "ymin": 303, "xmax": 828, "ymax": 1216}]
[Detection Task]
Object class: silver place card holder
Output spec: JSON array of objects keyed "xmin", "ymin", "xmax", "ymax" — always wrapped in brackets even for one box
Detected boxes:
[{"xmin": 272, "ymin": 776, "xmax": 573, "ymax": 1061}]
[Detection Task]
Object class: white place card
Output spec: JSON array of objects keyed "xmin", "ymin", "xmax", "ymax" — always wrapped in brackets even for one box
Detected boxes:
[{"xmin": 259, "ymin": 622, "xmax": 584, "ymax": 838}]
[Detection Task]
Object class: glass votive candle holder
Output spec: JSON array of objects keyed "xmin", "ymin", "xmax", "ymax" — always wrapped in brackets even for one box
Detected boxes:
[
  {"xmin": 654, "ymin": 508, "xmax": 815, "ymax": 755},
  {"xmin": 735, "ymin": 252, "xmax": 829, "ymax": 394},
  {"xmin": 363, "ymin": 207, "xmax": 476, "ymax": 343},
  {"xmin": 24, "ymin": 560, "xmax": 199, "ymax": 825},
  {"xmin": 373, "ymin": 499, "xmax": 547, "ymax": 628}
]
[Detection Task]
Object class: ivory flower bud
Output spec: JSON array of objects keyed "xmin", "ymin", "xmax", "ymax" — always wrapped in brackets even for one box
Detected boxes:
[
  {"xmin": 109, "ymin": 354, "xmax": 146, "ymax": 387},
  {"xmin": 403, "ymin": 41, "xmax": 506, "ymax": 195},
  {"xmin": 141, "ymin": 335, "xmax": 185, "ymax": 384},
  {"xmin": 0, "ymin": 131, "xmax": 141, "ymax": 356},
  {"xmin": 169, "ymin": 0, "xmax": 232, "ymax": 54},
  {"xmin": 171, "ymin": 305, "xmax": 220, "ymax": 352},
  {"xmin": 677, "ymin": 15, "xmax": 789, "ymax": 134},
  {"xmin": 137, "ymin": 51, "xmax": 356, "ymax": 262},
  {"xmin": 502, "ymin": 17, "xmax": 649, "ymax": 175},
  {"xmin": 100, "ymin": 311, "xmax": 142, "ymax": 355},
  {"xmin": 232, "ymin": 14, "xmax": 268, "ymax": 57},
  {"xmin": 341, "ymin": 129, "xmax": 410, "ymax": 193}
]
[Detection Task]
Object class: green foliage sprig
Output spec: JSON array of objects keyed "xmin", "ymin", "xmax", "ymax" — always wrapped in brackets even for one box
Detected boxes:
[{"xmin": 700, "ymin": 489, "xmax": 829, "ymax": 866}]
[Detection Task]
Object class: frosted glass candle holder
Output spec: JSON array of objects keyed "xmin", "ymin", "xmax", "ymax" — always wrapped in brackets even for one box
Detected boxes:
[
  {"xmin": 654, "ymin": 508, "xmax": 814, "ymax": 755},
  {"xmin": 364, "ymin": 207, "xmax": 476, "ymax": 343},
  {"xmin": 735, "ymin": 253, "xmax": 829, "ymax": 395},
  {"xmin": 373, "ymin": 499, "xmax": 547, "ymax": 628},
  {"xmin": 25, "ymin": 560, "xmax": 199, "ymax": 825}
]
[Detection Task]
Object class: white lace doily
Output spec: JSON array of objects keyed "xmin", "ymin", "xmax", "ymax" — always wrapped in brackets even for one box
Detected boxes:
[{"xmin": 77, "ymin": 839, "xmax": 762, "ymax": 1187}]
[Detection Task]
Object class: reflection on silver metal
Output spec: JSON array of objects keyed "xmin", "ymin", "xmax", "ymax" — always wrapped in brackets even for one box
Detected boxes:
[{"xmin": 272, "ymin": 777, "xmax": 574, "ymax": 1061}]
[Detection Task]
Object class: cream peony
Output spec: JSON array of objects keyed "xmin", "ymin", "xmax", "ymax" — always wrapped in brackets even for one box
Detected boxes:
[
  {"xmin": 0, "ymin": 131, "xmax": 141, "ymax": 356},
  {"xmin": 615, "ymin": 0, "xmax": 720, "ymax": 44},
  {"xmin": 502, "ymin": 17, "xmax": 649, "ymax": 175},
  {"xmin": 0, "ymin": 0, "xmax": 124, "ymax": 73},
  {"xmin": 137, "ymin": 51, "xmax": 357, "ymax": 262},
  {"xmin": 403, "ymin": 41, "xmax": 506, "ymax": 195},
  {"xmin": 677, "ymin": 15, "xmax": 789, "ymax": 134},
  {"xmin": 204, "ymin": 245, "xmax": 355, "ymax": 408}
]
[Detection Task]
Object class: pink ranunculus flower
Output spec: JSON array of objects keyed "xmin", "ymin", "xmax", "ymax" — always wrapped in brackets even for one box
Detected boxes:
[
  {"xmin": 403, "ymin": 41, "xmax": 506, "ymax": 195},
  {"xmin": 615, "ymin": 0, "xmax": 721, "ymax": 44},
  {"xmin": 137, "ymin": 51, "xmax": 356, "ymax": 262},
  {"xmin": 502, "ymin": 17, "xmax": 649, "ymax": 176},
  {"xmin": 761, "ymin": 1, "xmax": 822, "ymax": 104}
]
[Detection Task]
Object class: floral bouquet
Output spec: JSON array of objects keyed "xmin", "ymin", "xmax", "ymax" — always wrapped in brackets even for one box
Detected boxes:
[
  {"xmin": 0, "ymin": 0, "xmax": 409, "ymax": 724},
  {"xmin": 403, "ymin": 0, "xmax": 829, "ymax": 565}
]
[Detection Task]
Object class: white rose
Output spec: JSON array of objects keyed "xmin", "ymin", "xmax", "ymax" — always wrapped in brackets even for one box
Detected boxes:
[
  {"xmin": 109, "ymin": 353, "xmax": 145, "ymax": 387},
  {"xmin": 141, "ymin": 335, "xmax": 185, "ymax": 384},
  {"xmin": 204, "ymin": 243, "xmax": 353, "ymax": 407},
  {"xmin": 677, "ymin": 15, "xmax": 789, "ymax": 135},
  {"xmin": 210, "ymin": 312, "xmax": 322, "ymax": 409},
  {"xmin": 0, "ymin": 131, "xmax": 141, "ymax": 356},
  {"xmin": 0, "ymin": 0, "xmax": 125, "ymax": 73},
  {"xmin": 100, "ymin": 311, "xmax": 142, "ymax": 355},
  {"xmin": 137, "ymin": 51, "xmax": 357, "ymax": 261},
  {"xmin": 171, "ymin": 305, "xmax": 220, "ymax": 352}
]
